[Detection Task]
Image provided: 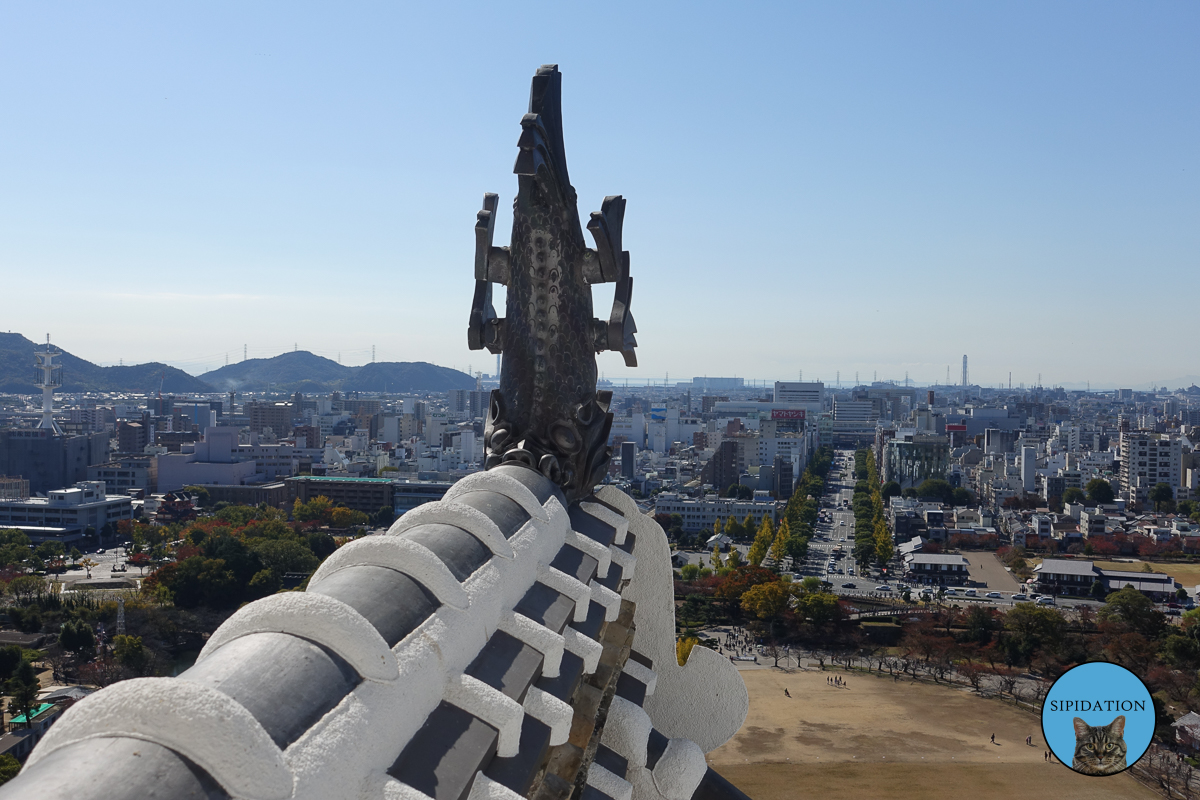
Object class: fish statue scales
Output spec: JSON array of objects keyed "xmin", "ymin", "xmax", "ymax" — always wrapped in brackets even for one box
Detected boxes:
[{"xmin": 469, "ymin": 64, "xmax": 637, "ymax": 502}]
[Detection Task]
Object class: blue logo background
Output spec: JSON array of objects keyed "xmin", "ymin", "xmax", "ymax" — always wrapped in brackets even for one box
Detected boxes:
[{"xmin": 1042, "ymin": 662, "xmax": 1153, "ymax": 772}]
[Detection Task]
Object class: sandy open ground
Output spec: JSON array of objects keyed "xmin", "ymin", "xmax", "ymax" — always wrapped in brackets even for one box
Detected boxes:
[{"xmin": 708, "ymin": 667, "xmax": 1156, "ymax": 800}]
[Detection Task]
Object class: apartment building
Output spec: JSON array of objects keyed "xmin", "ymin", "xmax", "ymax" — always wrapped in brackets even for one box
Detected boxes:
[{"xmin": 1120, "ymin": 432, "xmax": 1181, "ymax": 506}]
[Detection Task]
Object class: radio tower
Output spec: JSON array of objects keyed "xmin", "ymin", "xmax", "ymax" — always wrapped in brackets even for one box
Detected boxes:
[
  {"xmin": 34, "ymin": 335, "xmax": 63, "ymax": 435},
  {"xmin": 961, "ymin": 355, "xmax": 969, "ymax": 388}
]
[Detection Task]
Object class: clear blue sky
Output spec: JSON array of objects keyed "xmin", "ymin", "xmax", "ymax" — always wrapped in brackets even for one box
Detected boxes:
[{"xmin": 1, "ymin": 3, "xmax": 1196, "ymax": 389}]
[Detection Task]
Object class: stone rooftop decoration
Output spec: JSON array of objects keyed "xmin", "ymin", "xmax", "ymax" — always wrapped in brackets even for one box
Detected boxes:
[
  {"xmin": 469, "ymin": 64, "xmax": 636, "ymax": 504},
  {"xmin": 4, "ymin": 65, "xmax": 749, "ymax": 800}
]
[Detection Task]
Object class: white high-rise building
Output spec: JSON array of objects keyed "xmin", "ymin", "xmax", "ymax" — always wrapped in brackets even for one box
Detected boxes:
[
  {"xmin": 774, "ymin": 382, "xmax": 824, "ymax": 407},
  {"xmin": 1120, "ymin": 432, "xmax": 1182, "ymax": 506}
]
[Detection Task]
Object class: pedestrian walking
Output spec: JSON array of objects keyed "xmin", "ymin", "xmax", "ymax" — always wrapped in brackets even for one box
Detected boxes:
[
  {"xmin": 784, "ymin": 688, "xmax": 791, "ymax": 698},
  {"xmin": 990, "ymin": 734, "xmax": 995, "ymax": 744}
]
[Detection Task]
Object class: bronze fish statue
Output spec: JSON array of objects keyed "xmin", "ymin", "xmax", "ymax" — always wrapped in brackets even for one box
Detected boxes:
[{"xmin": 469, "ymin": 64, "xmax": 636, "ymax": 502}]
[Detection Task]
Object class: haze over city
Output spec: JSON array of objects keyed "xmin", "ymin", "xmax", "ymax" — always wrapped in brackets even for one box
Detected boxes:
[{"xmin": 1, "ymin": 3, "xmax": 1196, "ymax": 389}]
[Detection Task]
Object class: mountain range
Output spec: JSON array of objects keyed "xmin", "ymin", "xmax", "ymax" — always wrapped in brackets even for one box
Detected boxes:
[
  {"xmin": 0, "ymin": 333, "xmax": 211, "ymax": 394},
  {"xmin": 0, "ymin": 333, "xmax": 474, "ymax": 395},
  {"xmin": 197, "ymin": 351, "xmax": 474, "ymax": 393}
]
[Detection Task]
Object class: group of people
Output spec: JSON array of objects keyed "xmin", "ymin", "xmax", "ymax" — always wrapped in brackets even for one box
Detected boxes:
[
  {"xmin": 718, "ymin": 626, "xmax": 764, "ymax": 661},
  {"xmin": 827, "ymin": 675, "xmax": 847, "ymax": 688}
]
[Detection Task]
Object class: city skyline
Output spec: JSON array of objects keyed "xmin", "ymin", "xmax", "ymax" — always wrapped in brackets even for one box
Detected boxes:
[{"xmin": 1, "ymin": 3, "xmax": 1196, "ymax": 388}]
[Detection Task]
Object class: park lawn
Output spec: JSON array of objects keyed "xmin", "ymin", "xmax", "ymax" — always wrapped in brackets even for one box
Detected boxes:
[{"xmin": 710, "ymin": 667, "xmax": 1157, "ymax": 800}]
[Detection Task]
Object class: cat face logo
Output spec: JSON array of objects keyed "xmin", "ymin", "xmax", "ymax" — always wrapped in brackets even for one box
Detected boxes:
[
  {"xmin": 1042, "ymin": 663, "xmax": 1152, "ymax": 776},
  {"xmin": 1071, "ymin": 715, "xmax": 1127, "ymax": 776}
]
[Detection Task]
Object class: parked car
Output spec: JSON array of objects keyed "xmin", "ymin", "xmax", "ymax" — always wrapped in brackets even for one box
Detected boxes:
[
  {"xmin": 1036, "ymin": 596, "xmax": 1056, "ymax": 606},
  {"xmin": 1012, "ymin": 593, "xmax": 1029, "ymax": 601},
  {"xmin": 985, "ymin": 591, "xmax": 1002, "ymax": 599}
]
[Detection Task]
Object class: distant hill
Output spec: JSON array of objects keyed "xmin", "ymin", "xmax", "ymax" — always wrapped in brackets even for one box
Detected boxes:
[
  {"xmin": 0, "ymin": 333, "xmax": 212, "ymax": 394},
  {"xmin": 198, "ymin": 351, "xmax": 474, "ymax": 393}
]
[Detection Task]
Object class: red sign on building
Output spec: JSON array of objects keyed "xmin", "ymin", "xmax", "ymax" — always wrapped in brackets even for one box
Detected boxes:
[
  {"xmin": 945, "ymin": 424, "xmax": 967, "ymax": 432},
  {"xmin": 771, "ymin": 409, "xmax": 806, "ymax": 420}
]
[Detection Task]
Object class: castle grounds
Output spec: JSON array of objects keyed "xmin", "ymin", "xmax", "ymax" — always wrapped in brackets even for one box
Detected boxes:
[{"xmin": 709, "ymin": 665, "xmax": 1156, "ymax": 800}]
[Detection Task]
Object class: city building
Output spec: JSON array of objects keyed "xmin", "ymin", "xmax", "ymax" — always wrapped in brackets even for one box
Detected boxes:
[
  {"xmin": 882, "ymin": 431, "xmax": 950, "ymax": 490},
  {"xmin": 286, "ymin": 475, "xmax": 394, "ymax": 515},
  {"xmin": 0, "ymin": 429, "xmax": 111, "ymax": 495},
  {"xmin": 156, "ymin": 428, "xmax": 260, "ymax": 492},
  {"xmin": 0, "ymin": 481, "xmax": 133, "ymax": 544},
  {"xmin": 653, "ymin": 491, "xmax": 778, "ymax": 533},
  {"xmin": 1120, "ymin": 432, "xmax": 1182, "ymax": 506},
  {"xmin": 88, "ymin": 456, "xmax": 157, "ymax": 494},
  {"xmin": 246, "ymin": 400, "xmax": 297, "ymax": 437},
  {"xmin": 903, "ymin": 553, "xmax": 970, "ymax": 586},
  {"xmin": 392, "ymin": 480, "xmax": 454, "ymax": 514},
  {"xmin": 773, "ymin": 381, "xmax": 824, "ymax": 407},
  {"xmin": 1033, "ymin": 558, "xmax": 1181, "ymax": 600}
]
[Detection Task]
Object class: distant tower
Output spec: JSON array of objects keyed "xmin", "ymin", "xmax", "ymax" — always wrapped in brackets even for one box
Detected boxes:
[
  {"xmin": 34, "ymin": 335, "xmax": 63, "ymax": 435},
  {"xmin": 961, "ymin": 355, "xmax": 969, "ymax": 388}
]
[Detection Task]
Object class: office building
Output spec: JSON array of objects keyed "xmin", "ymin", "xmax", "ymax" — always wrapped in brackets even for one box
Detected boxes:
[
  {"xmin": 0, "ymin": 481, "xmax": 133, "ymax": 544},
  {"xmin": 0, "ymin": 429, "xmax": 111, "ymax": 495}
]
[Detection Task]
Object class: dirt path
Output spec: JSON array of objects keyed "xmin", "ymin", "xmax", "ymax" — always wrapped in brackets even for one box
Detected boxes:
[
  {"xmin": 708, "ymin": 668, "xmax": 1156, "ymax": 800},
  {"xmin": 967, "ymin": 552, "xmax": 1022, "ymax": 593}
]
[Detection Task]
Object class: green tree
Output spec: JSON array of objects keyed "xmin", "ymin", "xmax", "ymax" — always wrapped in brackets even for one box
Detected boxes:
[
  {"xmin": 795, "ymin": 591, "xmax": 841, "ymax": 626},
  {"xmin": 1149, "ymin": 483, "xmax": 1175, "ymax": 513},
  {"xmin": 723, "ymin": 515, "xmax": 739, "ymax": 541},
  {"xmin": 962, "ymin": 605, "xmax": 997, "ymax": 644},
  {"xmin": 680, "ymin": 563, "xmax": 700, "ymax": 581},
  {"xmin": 914, "ymin": 479, "xmax": 954, "ymax": 505},
  {"xmin": 0, "ymin": 646, "xmax": 24, "ymax": 683},
  {"xmin": 330, "ymin": 506, "xmax": 370, "ymax": 529},
  {"xmin": 293, "ymin": 495, "xmax": 334, "ymax": 524},
  {"xmin": 35, "ymin": 541, "xmax": 64, "ymax": 563},
  {"xmin": 1099, "ymin": 586, "xmax": 1165, "ymax": 638},
  {"xmin": 1004, "ymin": 603, "xmax": 1066, "ymax": 660},
  {"xmin": 6, "ymin": 660, "xmax": 39, "ymax": 729},
  {"xmin": 59, "ymin": 620, "xmax": 96, "ymax": 659},
  {"xmin": 740, "ymin": 581, "xmax": 790, "ymax": 622},
  {"xmin": 1063, "ymin": 487, "xmax": 1087, "ymax": 506},
  {"xmin": 710, "ymin": 543, "xmax": 722, "ymax": 571},
  {"xmin": 0, "ymin": 752, "xmax": 21, "ymax": 785},
  {"xmin": 725, "ymin": 548, "xmax": 744, "ymax": 569},
  {"xmin": 874, "ymin": 518, "xmax": 893, "ymax": 566},
  {"xmin": 1086, "ymin": 478, "xmax": 1115, "ymax": 505},
  {"xmin": 951, "ymin": 487, "xmax": 974, "ymax": 506},
  {"xmin": 182, "ymin": 485, "xmax": 211, "ymax": 507},
  {"xmin": 769, "ymin": 519, "xmax": 789, "ymax": 568},
  {"xmin": 113, "ymin": 634, "xmax": 151, "ymax": 675},
  {"xmin": 68, "ymin": 546, "xmax": 82, "ymax": 566},
  {"xmin": 1089, "ymin": 579, "xmax": 1106, "ymax": 600},
  {"xmin": 880, "ymin": 481, "xmax": 901, "ymax": 500},
  {"xmin": 800, "ymin": 575, "xmax": 822, "ymax": 594},
  {"xmin": 747, "ymin": 517, "xmax": 775, "ymax": 566}
]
